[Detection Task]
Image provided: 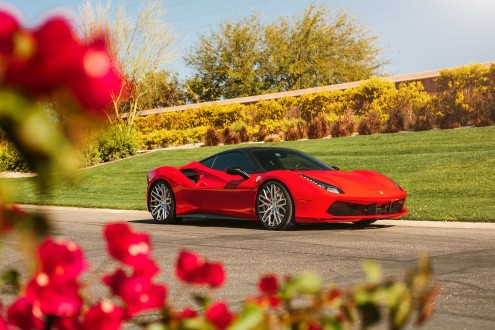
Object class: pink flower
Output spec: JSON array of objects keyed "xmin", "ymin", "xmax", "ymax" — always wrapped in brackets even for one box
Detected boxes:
[
  {"xmin": 25, "ymin": 274, "xmax": 83, "ymax": 318},
  {"xmin": 38, "ymin": 238, "xmax": 87, "ymax": 280},
  {"xmin": 104, "ymin": 223, "xmax": 152, "ymax": 267},
  {"xmin": 82, "ymin": 300, "xmax": 124, "ymax": 330},
  {"xmin": 69, "ymin": 38, "xmax": 124, "ymax": 114},
  {"xmin": 3, "ymin": 14, "xmax": 123, "ymax": 114},
  {"xmin": 205, "ymin": 302, "xmax": 235, "ymax": 330},
  {"xmin": 0, "ymin": 300, "xmax": 8, "ymax": 330},
  {"xmin": 176, "ymin": 250, "xmax": 205, "ymax": 285},
  {"xmin": 258, "ymin": 274, "xmax": 279, "ymax": 295},
  {"xmin": 174, "ymin": 307, "xmax": 198, "ymax": 320},
  {"xmin": 7, "ymin": 297, "xmax": 44, "ymax": 330},
  {"xmin": 176, "ymin": 250, "xmax": 226, "ymax": 288},
  {"xmin": 0, "ymin": 9, "xmax": 19, "ymax": 61},
  {"xmin": 133, "ymin": 258, "xmax": 160, "ymax": 279},
  {"xmin": 203, "ymin": 262, "xmax": 225, "ymax": 288},
  {"xmin": 103, "ymin": 269, "xmax": 167, "ymax": 318}
]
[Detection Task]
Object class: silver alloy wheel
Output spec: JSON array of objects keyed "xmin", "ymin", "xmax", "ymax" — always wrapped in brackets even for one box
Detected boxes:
[
  {"xmin": 257, "ymin": 182, "xmax": 289, "ymax": 228},
  {"xmin": 149, "ymin": 181, "xmax": 173, "ymax": 221}
]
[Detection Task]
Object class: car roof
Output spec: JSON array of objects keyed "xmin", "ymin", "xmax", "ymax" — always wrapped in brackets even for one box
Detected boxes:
[{"xmin": 199, "ymin": 146, "xmax": 297, "ymax": 161}]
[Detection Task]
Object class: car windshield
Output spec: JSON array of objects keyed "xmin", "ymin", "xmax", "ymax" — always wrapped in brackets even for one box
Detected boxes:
[{"xmin": 251, "ymin": 149, "xmax": 332, "ymax": 172}]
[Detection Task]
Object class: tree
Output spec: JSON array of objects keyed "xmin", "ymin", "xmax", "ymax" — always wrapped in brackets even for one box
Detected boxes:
[
  {"xmin": 185, "ymin": 3, "xmax": 385, "ymax": 101},
  {"xmin": 80, "ymin": 0, "xmax": 176, "ymax": 129},
  {"xmin": 138, "ymin": 71, "xmax": 185, "ymax": 110},
  {"xmin": 185, "ymin": 15, "xmax": 266, "ymax": 102}
]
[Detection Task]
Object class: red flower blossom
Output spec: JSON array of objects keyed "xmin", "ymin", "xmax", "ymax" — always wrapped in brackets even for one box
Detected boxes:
[
  {"xmin": 69, "ymin": 38, "xmax": 123, "ymax": 113},
  {"xmin": 176, "ymin": 250, "xmax": 226, "ymax": 288},
  {"xmin": 0, "ymin": 300, "xmax": 8, "ymax": 330},
  {"xmin": 327, "ymin": 288, "xmax": 342, "ymax": 301},
  {"xmin": 133, "ymin": 258, "xmax": 160, "ymax": 279},
  {"xmin": 203, "ymin": 262, "xmax": 225, "ymax": 288},
  {"xmin": 3, "ymin": 14, "xmax": 123, "ymax": 114},
  {"xmin": 7, "ymin": 297, "xmax": 44, "ymax": 330},
  {"xmin": 258, "ymin": 274, "xmax": 279, "ymax": 295},
  {"xmin": 176, "ymin": 250, "xmax": 205, "ymax": 285},
  {"xmin": 38, "ymin": 238, "xmax": 87, "ymax": 280},
  {"xmin": 25, "ymin": 273, "xmax": 82, "ymax": 318},
  {"xmin": 174, "ymin": 307, "xmax": 198, "ymax": 320},
  {"xmin": 103, "ymin": 269, "xmax": 167, "ymax": 318},
  {"xmin": 104, "ymin": 223, "xmax": 152, "ymax": 267},
  {"xmin": 205, "ymin": 302, "xmax": 235, "ymax": 330},
  {"xmin": 0, "ymin": 9, "xmax": 19, "ymax": 62},
  {"xmin": 82, "ymin": 300, "xmax": 124, "ymax": 330}
]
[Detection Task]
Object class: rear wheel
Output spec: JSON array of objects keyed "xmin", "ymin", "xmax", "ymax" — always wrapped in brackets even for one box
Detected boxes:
[
  {"xmin": 256, "ymin": 181, "xmax": 294, "ymax": 230},
  {"xmin": 148, "ymin": 180, "xmax": 179, "ymax": 224}
]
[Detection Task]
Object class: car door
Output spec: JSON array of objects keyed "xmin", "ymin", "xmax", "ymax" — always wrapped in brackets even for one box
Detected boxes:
[{"xmin": 197, "ymin": 151, "xmax": 258, "ymax": 218}]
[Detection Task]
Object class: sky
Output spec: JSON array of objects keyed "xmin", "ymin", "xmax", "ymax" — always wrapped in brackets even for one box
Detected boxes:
[{"xmin": 4, "ymin": 0, "xmax": 495, "ymax": 80}]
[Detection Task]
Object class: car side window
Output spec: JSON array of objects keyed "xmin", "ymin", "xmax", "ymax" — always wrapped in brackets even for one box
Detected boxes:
[
  {"xmin": 211, "ymin": 152, "xmax": 256, "ymax": 174},
  {"xmin": 200, "ymin": 156, "xmax": 216, "ymax": 168}
]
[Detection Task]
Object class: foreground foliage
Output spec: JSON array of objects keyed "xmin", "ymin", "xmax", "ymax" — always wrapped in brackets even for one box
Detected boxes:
[{"xmin": 0, "ymin": 7, "xmax": 438, "ymax": 330}]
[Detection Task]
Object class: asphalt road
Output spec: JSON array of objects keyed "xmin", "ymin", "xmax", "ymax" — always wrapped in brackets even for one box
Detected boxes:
[{"xmin": 2, "ymin": 206, "xmax": 495, "ymax": 329}]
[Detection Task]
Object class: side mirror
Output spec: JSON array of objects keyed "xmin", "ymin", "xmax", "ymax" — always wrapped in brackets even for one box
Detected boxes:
[{"xmin": 226, "ymin": 167, "xmax": 250, "ymax": 180}]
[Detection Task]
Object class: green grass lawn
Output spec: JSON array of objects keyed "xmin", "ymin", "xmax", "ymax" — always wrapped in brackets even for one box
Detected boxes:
[{"xmin": 3, "ymin": 126, "xmax": 495, "ymax": 221}]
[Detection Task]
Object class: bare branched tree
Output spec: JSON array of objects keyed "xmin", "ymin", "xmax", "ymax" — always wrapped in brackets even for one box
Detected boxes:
[{"xmin": 80, "ymin": 0, "xmax": 175, "ymax": 129}]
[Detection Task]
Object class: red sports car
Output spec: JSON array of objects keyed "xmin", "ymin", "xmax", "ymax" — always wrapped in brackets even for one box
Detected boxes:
[{"xmin": 147, "ymin": 147, "xmax": 407, "ymax": 230}]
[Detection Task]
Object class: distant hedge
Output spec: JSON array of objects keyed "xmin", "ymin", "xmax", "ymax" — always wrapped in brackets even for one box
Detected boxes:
[{"xmin": 133, "ymin": 64, "xmax": 494, "ymax": 149}]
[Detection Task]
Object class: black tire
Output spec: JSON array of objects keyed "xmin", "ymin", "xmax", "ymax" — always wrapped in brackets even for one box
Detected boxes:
[
  {"xmin": 256, "ymin": 181, "xmax": 294, "ymax": 230},
  {"xmin": 148, "ymin": 180, "xmax": 179, "ymax": 224},
  {"xmin": 354, "ymin": 219, "xmax": 376, "ymax": 228}
]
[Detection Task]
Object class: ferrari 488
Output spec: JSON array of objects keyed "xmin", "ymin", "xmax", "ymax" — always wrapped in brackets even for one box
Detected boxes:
[{"xmin": 147, "ymin": 147, "xmax": 407, "ymax": 230}]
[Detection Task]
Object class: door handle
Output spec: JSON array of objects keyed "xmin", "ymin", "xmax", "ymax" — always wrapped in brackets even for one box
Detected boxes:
[{"xmin": 199, "ymin": 182, "xmax": 207, "ymax": 187}]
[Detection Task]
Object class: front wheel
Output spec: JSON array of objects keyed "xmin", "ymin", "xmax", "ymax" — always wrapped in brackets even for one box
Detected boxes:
[
  {"xmin": 256, "ymin": 181, "xmax": 294, "ymax": 230},
  {"xmin": 148, "ymin": 180, "xmax": 179, "ymax": 224}
]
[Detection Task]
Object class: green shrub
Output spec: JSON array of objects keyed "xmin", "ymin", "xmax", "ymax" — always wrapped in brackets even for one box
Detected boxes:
[
  {"xmin": 347, "ymin": 78, "xmax": 396, "ymax": 117},
  {"xmin": 299, "ymin": 90, "xmax": 344, "ymax": 121},
  {"xmin": 95, "ymin": 125, "xmax": 138, "ymax": 162},
  {"xmin": 0, "ymin": 142, "xmax": 31, "ymax": 173},
  {"xmin": 249, "ymin": 99, "xmax": 286, "ymax": 123},
  {"xmin": 436, "ymin": 64, "xmax": 489, "ymax": 128},
  {"xmin": 415, "ymin": 99, "xmax": 439, "ymax": 131}
]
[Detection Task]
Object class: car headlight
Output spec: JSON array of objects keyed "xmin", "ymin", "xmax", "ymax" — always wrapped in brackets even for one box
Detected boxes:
[{"xmin": 300, "ymin": 175, "xmax": 344, "ymax": 194}]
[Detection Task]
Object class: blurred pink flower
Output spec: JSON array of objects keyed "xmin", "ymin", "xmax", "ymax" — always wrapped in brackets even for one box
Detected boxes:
[
  {"xmin": 38, "ymin": 238, "xmax": 87, "ymax": 280},
  {"xmin": 205, "ymin": 302, "xmax": 235, "ymax": 330},
  {"xmin": 82, "ymin": 300, "xmax": 124, "ymax": 330},
  {"xmin": 104, "ymin": 223, "xmax": 152, "ymax": 267},
  {"xmin": 103, "ymin": 268, "xmax": 167, "ymax": 318},
  {"xmin": 7, "ymin": 297, "xmax": 44, "ymax": 330},
  {"xmin": 176, "ymin": 250, "xmax": 226, "ymax": 288}
]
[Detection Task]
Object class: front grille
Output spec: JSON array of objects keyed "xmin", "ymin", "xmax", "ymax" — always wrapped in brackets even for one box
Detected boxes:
[
  {"xmin": 327, "ymin": 199, "xmax": 405, "ymax": 217},
  {"xmin": 327, "ymin": 202, "xmax": 367, "ymax": 216}
]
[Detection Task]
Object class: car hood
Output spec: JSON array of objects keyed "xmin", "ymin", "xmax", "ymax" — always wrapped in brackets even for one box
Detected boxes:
[{"xmin": 297, "ymin": 170, "xmax": 402, "ymax": 196}]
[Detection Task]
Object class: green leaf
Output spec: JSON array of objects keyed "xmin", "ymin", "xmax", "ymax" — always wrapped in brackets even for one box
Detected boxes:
[
  {"xmin": 0, "ymin": 269, "xmax": 21, "ymax": 293},
  {"xmin": 363, "ymin": 260, "xmax": 382, "ymax": 282},
  {"xmin": 281, "ymin": 272, "xmax": 322, "ymax": 298},
  {"xmin": 228, "ymin": 304, "xmax": 264, "ymax": 330},
  {"xmin": 146, "ymin": 323, "xmax": 167, "ymax": 330},
  {"xmin": 192, "ymin": 293, "xmax": 210, "ymax": 308},
  {"xmin": 358, "ymin": 302, "xmax": 381, "ymax": 328}
]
